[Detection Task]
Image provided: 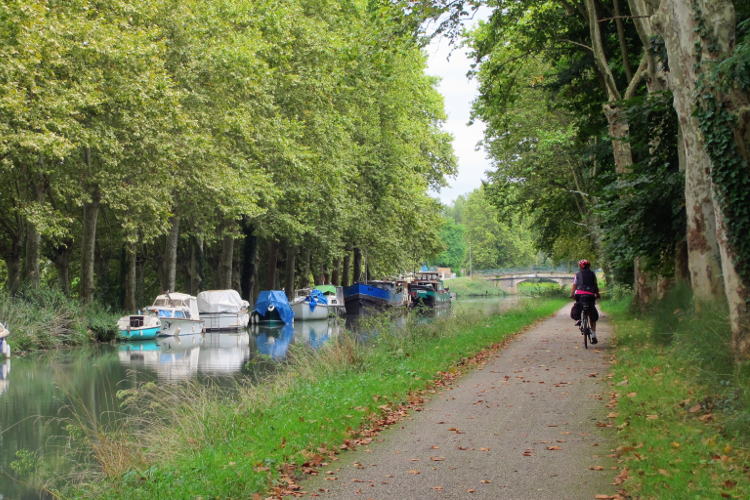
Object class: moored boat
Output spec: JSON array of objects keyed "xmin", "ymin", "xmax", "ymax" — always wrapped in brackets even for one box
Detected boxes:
[
  {"xmin": 117, "ymin": 314, "xmax": 161, "ymax": 341},
  {"xmin": 197, "ymin": 289, "xmax": 250, "ymax": 331},
  {"xmin": 146, "ymin": 292, "xmax": 204, "ymax": 336},
  {"xmin": 343, "ymin": 282, "xmax": 391, "ymax": 314},
  {"xmin": 291, "ymin": 288, "xmax": 330, "ymax": 321},
  {"xmin": 252, "ymin": 290, "xmax": 294, "ymax": 324},
  {"xmin": 409, "ymin": 273, "xmax": 452, "ymax": 307}
]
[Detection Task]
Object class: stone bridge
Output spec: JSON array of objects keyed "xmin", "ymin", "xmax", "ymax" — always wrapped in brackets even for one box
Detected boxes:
[{"xmin": 486, "ymin": 272, "xmax": 575, "ymax": 293}]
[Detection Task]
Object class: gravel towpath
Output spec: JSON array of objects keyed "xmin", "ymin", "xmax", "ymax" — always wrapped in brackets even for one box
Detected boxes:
[{"xmin": 302, "ymin": 304, "xmax": 617, "ymax": 500}]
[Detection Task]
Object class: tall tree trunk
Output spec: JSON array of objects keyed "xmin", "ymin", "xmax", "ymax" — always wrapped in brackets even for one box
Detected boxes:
[
  {"xmin": 342, "ymin": 251, "xmax": 351, "ymax": 287},
  {"xmin": 218, "ymin": 234, "xmax": 234, "ymax": 289},
  {"xmin": 353, "ymin": 247, "xmax": 362, "ymax": 283},
  {"xmin": 299, "ymin": 248, "xmax": 311, "ymax": 289},
  {"xmin": 23, "ymin": 222, "xmax": 40, "ymax": 287},
  {"xmin": 265, "ymin": 240, "xmax": 279, "ymax": 290},
  {"xmin": 232, "ymin": 244, "xmax": 241, "ymax": 292},
  {"xmin": 81, "ymin": 189, "xmax": 100, "ymax": 303},
  {"xmin": 284, "ymin": 244, "xmax": 296, "ymax": 299},
  {"xmin": 163, "ymin": 215, "xmax": 180, "ymax": 292},
  {"xmin": 136, "ymin": 249, "xmax": 145, "ymax": 308},
  {"xmin": 124, "ymin": 243, "xmax": 137, "ymax": 311},
  {"xmin": 188, "ymin": 236, "xmax": 203, "ymax": 295},
  {"xmin": 51, "ymin": 243, "xmax": 71, "ymax": 296},
  {"xmin": 240, "ymin": 222, "xmax": 258, "ymax": 302},
  {"xmin": 4, "ymin": 239, "xmax": 22, "ymax": 294},
  {"xmin": 331, "ymin": 257, "xmax": 342, "ymax": 285}
]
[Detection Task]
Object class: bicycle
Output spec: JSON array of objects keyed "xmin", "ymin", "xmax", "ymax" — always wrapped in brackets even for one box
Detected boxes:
[{"xmin": 580, "ymin": 303, "xmax": 593, "ymax": 349}]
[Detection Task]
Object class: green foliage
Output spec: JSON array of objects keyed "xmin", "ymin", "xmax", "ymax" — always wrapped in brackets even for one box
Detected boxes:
[
  {"xmin": 0, "ymin": 286, "xmax": 119, "ymax": 351},
  {"xmin": 444, "ymin": 276, "xmax": 505, "ymax": 297},
  {"xmin": 609, "ymin": 290, "xmax": 750, "ymax": 497},
  {"xmin": 62, "ymin": 299, "xmax": 565, "ymax": 498},
  {"xmin": 432, "ymin": 216, "xmax": 466, "ymax": 271},
  {"xmin": 597, "ymin": 91, "xmax": 685, "ymax": 276}
]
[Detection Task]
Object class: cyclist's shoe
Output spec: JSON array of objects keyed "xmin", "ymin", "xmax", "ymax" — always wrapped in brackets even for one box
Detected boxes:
[{"xmin": 590, "ymin": 333, "xmax": 598, "ymax": 344}]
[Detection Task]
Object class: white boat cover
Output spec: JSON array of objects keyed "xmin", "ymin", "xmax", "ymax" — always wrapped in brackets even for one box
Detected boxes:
[
  {"xmin": 152, "ymin": 292, "xmax": 201, "ymax": 319},
  {"xmin": 197, "ymin": 290, "xmax": 249, "ymax": 314}
]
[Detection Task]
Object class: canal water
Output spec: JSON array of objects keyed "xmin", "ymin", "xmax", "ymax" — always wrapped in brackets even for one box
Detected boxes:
[{"xmin": 0, "ymin": 297, "xmax": 519, "ymax": 499}]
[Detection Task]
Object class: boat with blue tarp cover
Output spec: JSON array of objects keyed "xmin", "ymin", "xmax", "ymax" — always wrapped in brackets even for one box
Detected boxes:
[
  {"xmin": 253, "ymin": 290, "xmax": 294, "ymax": 324},
  {"xmin": 291, "ymin": 288, "xmax": 329, "ymax": 320},
  {"xmin": 343, "ymin": 282, "xmax": 392, "ymax": 314}
]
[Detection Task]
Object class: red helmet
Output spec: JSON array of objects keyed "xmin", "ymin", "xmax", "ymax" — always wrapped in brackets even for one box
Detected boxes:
[{"xmin": 578, "ymin": 259, "xmax": 590, "ymax": 269}]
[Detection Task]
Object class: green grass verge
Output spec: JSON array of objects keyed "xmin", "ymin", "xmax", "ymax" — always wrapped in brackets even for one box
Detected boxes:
[
  {"xmin": 444, "ymin": 276, "xmax": 506, "ymax": 297},
  {"xmin": 0, "ymin": 286, "xmax": 120, "ymax": 352},
  {"xmin": 607, "ymin": 294, "xmax": 750, "ymax": 499},
  {"xmin": 62, "ymin": 298, "xmax": 566, "ymax": 499},
  {"xmin": 516, "ymin": 281, "xmax": 566, "ymax": 297}
]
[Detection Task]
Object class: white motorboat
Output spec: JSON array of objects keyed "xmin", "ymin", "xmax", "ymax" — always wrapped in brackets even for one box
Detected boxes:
[
  {"xmin": 0, "ymin": 322, "xmax": 10, "ymax": 358},
  {"xmin": 197, "ymin": 290, "xmax": 250, "ymax": 331},
  {"xmin": 291, "ymin": 285, "xmax": 345, "ymax": 320},
  {"xmin": 146, "ymin": 292, "xmax": 204, "ymax": 336}
]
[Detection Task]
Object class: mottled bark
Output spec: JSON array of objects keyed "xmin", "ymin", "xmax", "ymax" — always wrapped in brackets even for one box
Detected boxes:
[
  {"xmin": 188, "ymin": 236, "xmax": 203, "ymax": 295},
  {"xmin": 240, "ymin": 224, "xmax": 258, "ymax": 302},
  {"xmin": 218, "ymin": 234, "xmax": 234, "ymax": 289},
  {"xmin": 163, "ymin": 215, "xmax": 180, "ymax": 292},
  {"xmin": 353, "ymin": 247, "xmax": 362, "ymax": 283},
  {"xmin": 51, "ymin": 243, "xmax": 72, "ymax": 296},
  {"xmin": 4, "ymin": 240, "xmax": 22, "ymax": 294},
  {"xmin": 331, "ymin": 257, "xmax": 342, "ymax": 285},
  {"xmin": 265, "ymin": 240, "xmax": 279, "ymax": 290},
  {"xmin": 80, "ymin": 190, "xmax": 100, "ymax": 303},
  {"xmin": 284, "ymin": 244, "xmax": 296, "ymax": 299},
  {"xmin": 342, "ymin": 251, "xmax": 351, "ymax": 287},
  {"xmin": 23, "ymin": 223, "xmax": 40, "ymax": 287},
  {"xmin": 124, "ymin": 243, "xmax": 137, "ymax": 312}
]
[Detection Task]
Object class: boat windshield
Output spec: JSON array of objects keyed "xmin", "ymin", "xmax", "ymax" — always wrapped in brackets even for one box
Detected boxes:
[
  {"xmin": 155, "ymin": 309, "xmax": 187, "ymax": 319},
  {"xmin": 153, "ymin": 298, "xmax": 188, "ymax": 307}
]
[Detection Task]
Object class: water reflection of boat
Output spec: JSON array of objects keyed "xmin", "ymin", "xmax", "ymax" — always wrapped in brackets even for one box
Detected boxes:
[
  {"xmin": 117, "ymin": 335, "xmax": 202, "ymax": 381},
  {"xmin": 254, "ymin": 323, "xmax": 294, "ymax": 360},
  {"xmin": 198, "ymin": 331, "xmax": 251, "ymax": 374},
  {"xmin": 292, "ymin": 319, "xmax": 342, "ymax": 350},
  {"xmin": 0, "ymin": 356, "xmax": 10, "ymax": 396}
]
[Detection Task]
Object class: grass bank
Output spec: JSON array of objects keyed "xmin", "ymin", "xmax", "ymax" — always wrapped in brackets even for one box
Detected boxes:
[
  {"xmin": 444, "ymin": 276, "xmax": 505, "ymax": 297},
  {"xmin": 0, "ymin": 287, "xmax": 119, "ymax": 353},
  {"xmin": 60, "ymin": 298, "xmax": 566, "ymax": 498},
  {"xmin": 607, "ymin": 289, "xmax": 750, "ymax": 498},
  {"xmin": 516, "ymin": 280, "xmax": 566, "ymax": 297}
]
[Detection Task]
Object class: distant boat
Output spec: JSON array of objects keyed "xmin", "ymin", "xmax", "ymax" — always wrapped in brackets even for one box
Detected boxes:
[
  {"xmin": 197, "ymin": 290, "xmax": 250, "ymax": 331},
  {"xmin": 368, "ymin": 280, "xmax": 410, "ymax": 308},
  {"xmin": 343, "ymin": 282, "xmax": 391, "ymax": 314},
  {"xmin": 146, "ymin": 292, "xmax": 204, "ymax": 336},
  {"xmin": 116, "ymin": 314, "xmax": 161, "ymax": 341},
  {"xmin": 409, "ymin": 273, "xmax": 452, "ymax": 307},
  {"xmin": 0, "ymin": 322, "xmax": 9, "ymax": 358},
  {"xmin": 252, "ymin": 290, "xmax": 294, "ymax": 324}
]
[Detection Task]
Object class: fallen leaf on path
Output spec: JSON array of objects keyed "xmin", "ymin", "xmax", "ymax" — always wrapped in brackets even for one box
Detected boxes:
[
  {"xmin": 430, "ymin": 456, "xmax": 446, "ymax": 461},
  {"xmin": 546, "ymin": 446, "xmax": 562, "ymax": 450},
  {"xmin": 432, "ymin": 486, "xmax": 444, "ymax": 491},
  {"xmin": 481, "ymin": 479, "xmax": 492, "ymax": 484},
  {"xmin": 407, "ymin": 470, "xmax": 420, "ymax": 475},
  {"xmin": 588, "ymin": 373, "xmax": 598, "ymax": 377},
  {"xmin": 607, "ymin": 412, "xmax": 618, "ymax": 418},
  {"xmin": 590, "ymin": 465, "xmax": 604, "ymax": 470},
  {"xmin": 646, "ymin": 414, "xmax": 659, "ymax": 420},
  {"xmin": 594, "ymin": 495, "xmax": 616, "ymax": 499},
  {"xmin": 458, "ymin": 446, "xmax": 469, "ymax": 451},
  {"xmin": 466, "ymin": 489, "xmax": 476, "ymax": 493},
  {"xmin": 431, "ymin": 445, "xmax": 440, "ymax": 449},
  {"xmin": 479, "ymin": 447, "xmax": 490, "ymax": 451},
  {"xmin": 627, "ymin": 392, "xmax": 637, "ymax": 398},
  {"xmin": 698, "ymin": 413, "xmax": 714, "ymax": 422},
  {"xmin": 447, "ymin": 427, "xmax": 465, "ymax": 434},
  {"xmin": 688, "ymin": 404, "xmax": 702, "ymax": 413},
  {"xmin": 522, "ymin": 450, "xmax": 534, "ymax": 456},
  {"xmin": 613, "ymin": 468, "xmax": 629, "ymax": 485}
]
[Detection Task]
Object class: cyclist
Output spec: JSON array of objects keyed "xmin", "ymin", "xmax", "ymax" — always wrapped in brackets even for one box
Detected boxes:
[{"xmin": 570, "ymin": 259, "xmax": 600, "ymax": 344}]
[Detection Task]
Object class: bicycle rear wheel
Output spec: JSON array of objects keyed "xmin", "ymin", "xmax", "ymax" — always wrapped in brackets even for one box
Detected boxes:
[{"xmin": 581, "ymin": 311, "xmax": 590, "ymax": 349}]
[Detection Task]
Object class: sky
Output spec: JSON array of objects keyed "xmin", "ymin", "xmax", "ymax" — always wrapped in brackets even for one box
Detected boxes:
[{"xmin": 426, "ymin": 7, "xmax": 493, "ymax": 206}]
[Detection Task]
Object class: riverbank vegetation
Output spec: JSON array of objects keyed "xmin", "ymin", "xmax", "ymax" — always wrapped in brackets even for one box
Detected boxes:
[
  {"xmin": 607, "ymin": 290, "xmax": 750, "ymax": 497},
  {"xmin": 37, "ymin": 299, "xmax": 566, "ymax": 498},
  {"xmin": 0, "ymin": 0, "xmax": 456, "ymax": 333},
  {"xmin": 444, "ymin": 276, "xmax": 505, "ymax": 297},
  {"xmin": 0, "ymin": 287, "xmax": 118, "ymax": 352},
  {"xmin": 449, "ymin": 0, "xmax": 750, "ymax": 359}
]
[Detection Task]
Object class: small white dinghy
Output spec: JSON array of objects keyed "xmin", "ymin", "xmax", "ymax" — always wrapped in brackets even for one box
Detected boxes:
[{"xmin": 197, "ymin": 290, "xmax": 250, "ymax": 331}]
